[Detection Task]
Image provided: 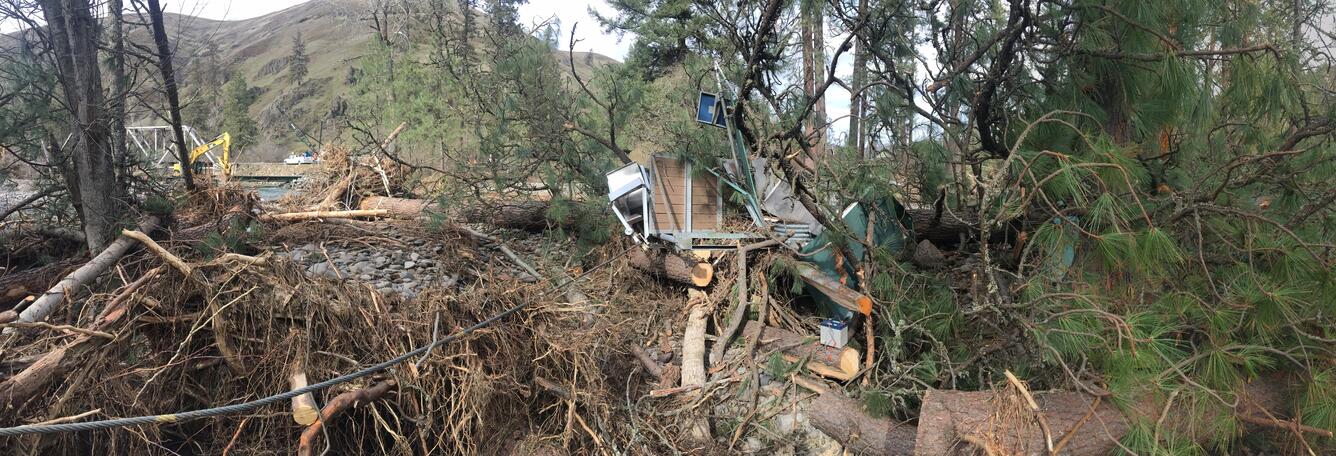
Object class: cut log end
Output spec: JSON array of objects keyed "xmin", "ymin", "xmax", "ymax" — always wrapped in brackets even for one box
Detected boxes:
[
  {"xmin": 856, "ymin": 295, "xmax": 872, "ymax": 315},
  {"xmin": 690, "ymin": 262, "xmax": 713, "ymax": 287}
]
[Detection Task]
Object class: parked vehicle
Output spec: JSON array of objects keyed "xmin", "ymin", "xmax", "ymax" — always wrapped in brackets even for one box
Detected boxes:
[{"xmin": 284, "ymin": 151, "xmax": 317, "ymax": 165}]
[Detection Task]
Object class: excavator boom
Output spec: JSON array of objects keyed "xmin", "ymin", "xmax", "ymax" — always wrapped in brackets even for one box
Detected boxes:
[{"xmin": 181, "ymin": 132, "xmax": 231, "ymax": 177}]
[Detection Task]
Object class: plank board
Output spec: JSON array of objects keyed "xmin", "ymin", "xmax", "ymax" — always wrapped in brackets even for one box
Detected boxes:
[{"xmin": 653, "ymin": 157, "xmax": 688, "ymax": 231}]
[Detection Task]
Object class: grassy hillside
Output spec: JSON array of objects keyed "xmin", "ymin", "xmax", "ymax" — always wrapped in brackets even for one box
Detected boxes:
[{"xmin": 3, "ymin": 0, "xmax": 619, "ymax": 162}]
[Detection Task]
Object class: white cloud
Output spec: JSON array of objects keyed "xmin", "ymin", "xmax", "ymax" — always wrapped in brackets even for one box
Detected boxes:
[{"xmin": 518, "ymin": 0, "xmax": 633, "ymax": 61}]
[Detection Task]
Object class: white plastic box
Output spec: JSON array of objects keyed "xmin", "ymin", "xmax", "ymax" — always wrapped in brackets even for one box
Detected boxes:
[{"xmin": 819, "ymin": 319, "xmax": 851, "ymax": 348}]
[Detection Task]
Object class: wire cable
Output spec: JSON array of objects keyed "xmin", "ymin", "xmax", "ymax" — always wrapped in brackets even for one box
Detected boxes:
[{"xmin": 0, "ymin": 245, "xmax": 634, "ymax": 437}]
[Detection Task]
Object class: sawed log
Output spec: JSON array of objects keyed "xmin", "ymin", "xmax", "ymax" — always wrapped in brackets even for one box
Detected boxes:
[
  {"xmin": 794, "ymin": 263, "xmax": 872, "ymax": 315},
  {"xmin": 741, "ymin": 321, "xmax": 860, "ymax": 381},
  {"xmin": 628, "ymin": 248, "xmax": 713, "ymax": 287},
  {"xmin": 808, "ymin": 373, "xmax": 1309, "ymax": 456}
]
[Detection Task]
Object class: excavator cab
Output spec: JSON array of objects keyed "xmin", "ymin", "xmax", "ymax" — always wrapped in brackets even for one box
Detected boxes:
[{"xmin": 171, "ymin": 132, "xmax": 231, "ymax": 179}]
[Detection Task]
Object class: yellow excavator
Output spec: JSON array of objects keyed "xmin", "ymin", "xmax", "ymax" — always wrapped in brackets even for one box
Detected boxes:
[{"xmin": 171, "ymin": 132, "xmax": 232, "ymax": 178}]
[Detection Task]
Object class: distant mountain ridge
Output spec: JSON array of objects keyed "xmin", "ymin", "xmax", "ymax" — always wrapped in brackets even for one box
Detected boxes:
[{"xmin": 3, "ymin": 0, "xmax": 619, "ymax": 161}]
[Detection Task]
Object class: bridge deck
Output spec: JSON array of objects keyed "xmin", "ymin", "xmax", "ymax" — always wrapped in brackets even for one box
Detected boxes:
[{"xmin": 230, "ymin": 162, "xmax": 326, "ymax": 179}]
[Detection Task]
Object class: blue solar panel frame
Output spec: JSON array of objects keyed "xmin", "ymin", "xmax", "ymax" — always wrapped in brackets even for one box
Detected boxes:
[{"xmin": 694, "ymin": 90, "xmax": 726, "ymax": 127}]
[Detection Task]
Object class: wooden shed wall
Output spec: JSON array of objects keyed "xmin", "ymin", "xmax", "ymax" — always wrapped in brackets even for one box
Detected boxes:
[{"xmin": 651, "ymin": 156, "xmax": 721, "ymax": 233}]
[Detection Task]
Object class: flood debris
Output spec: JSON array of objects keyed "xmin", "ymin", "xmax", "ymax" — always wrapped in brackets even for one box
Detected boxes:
[{"xmin": 0, "ymin": 140, "xmax": 1325, "ymax": 455}]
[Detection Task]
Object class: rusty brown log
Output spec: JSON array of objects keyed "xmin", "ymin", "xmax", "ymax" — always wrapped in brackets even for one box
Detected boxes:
[{"xmin": 297, "ymin": 380, "xmax": 397, "ymax": 456}]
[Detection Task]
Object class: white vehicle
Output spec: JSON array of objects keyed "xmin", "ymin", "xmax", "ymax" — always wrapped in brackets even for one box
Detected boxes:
[{"xmin": 283, "ymin": 154, "xmax": 316, "ymax": 165}]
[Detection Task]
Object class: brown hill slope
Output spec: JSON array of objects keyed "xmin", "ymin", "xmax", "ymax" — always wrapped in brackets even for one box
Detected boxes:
[{"xmin": 4, "ymin": 0, "xmax": 619, "ymax": 161}]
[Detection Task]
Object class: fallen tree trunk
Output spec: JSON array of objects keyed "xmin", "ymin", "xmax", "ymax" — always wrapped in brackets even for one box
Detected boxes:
[
  {"xmin": 741, "ymin": 321, "xmax": 860, "ymax": 381},
  {"xmin": 809, "ymin": 373, "xmax": 1303, "ymax": 456},
  {"xmin": 259, "ymin": 209, "xmax": 389, "ymax": 222},
  {"xmin": 1, "ymin": 257, "xmax": 83, "ymax": 309},
  {"xmin": 682, "ymin": 288, "xmax": 712, "ymax": 442},
  {"xmin": 1, "ymin": 267, "xmax": 159, "ymax": 407},
  {"xmin": 358, "ymin": 196, "xmax": 571, "ymax": 232},
  {"xmin": 459, "ymin": 199, "xmax": 554, "ymax": 231},
  {"xmin": 628, "ymin": 248, "xmax": 713, "ymax": 287},
  {"xmin": 810, "ymin": 391, "xmax": 917, "ymax": 455},
  {"xmin": 297, "ymin": 380, "xmax": 397, "ymax": 456},
  {"xmin": 906, "ymin": 208, "xmax": 979, "ymax": 244},
  {"xmin": 357, "ymin": 195, "xmax": 438, "ymax": 219},
  {"xmin": 914, "ymin": 375, "xmax": 1298, "ymax": 455},
  {"xmin": 13, "ymin": 217, "xmax": 160, "ymax": 326}
]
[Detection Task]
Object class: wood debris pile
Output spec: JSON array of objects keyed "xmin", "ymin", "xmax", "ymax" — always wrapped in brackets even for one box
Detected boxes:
[{"xmin": 0, "ymin": 163, "xmax": 1322, "ymax": 455}]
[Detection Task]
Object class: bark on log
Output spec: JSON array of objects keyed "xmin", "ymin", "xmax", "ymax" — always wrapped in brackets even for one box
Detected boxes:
[
  {"xmin": 258, "ymin": 209, "xmax": 389, "ymax": 222},
  {"xmin": 906, "ymin": 208, "xmax": 979, "ymax": 244},
  {"xmin": 914, "ymin": 375, "xmax": 1296, "ymax": 456},
  {"xmin": 13, "ymin": 217, "xmax": 159, "ymax": 326},
  {"xmin": 794, "ymin": 263, "xmax": 871, "ymax": 315},
  {"xmin": 682, "ymin": 290, "xmax": 709, "ymax": 388},
  {"xmin": 741, "ymin": 321, "xmax": 860, "ymax": 381},
  {"xmin": 682, "ymin": 289, "xmax": 711, "ymax": 442},
  {"xmin": 809, "ymin": 376, "xmax": 1300, "ymax": 456},
  {"xmin": 357, "ymin": 195, "xmax": 437, "ymax": 219},
  {"xmin": 0, "ymin": 267, "xmax": 158, "ymax": 407},
  {"xmin": 628, "ymin": 248, "xmax": 713, "ymax": 287},
  {"xmin": 460, "ymin": 199, "xmax": 555, "ymax": 231},
  {"xmin": 810, "ymin": 391, "xmax": 917, "ymax": 456},
  {"xmin": 358, "ymin": 196, "xmax": 571, "ymax": 232},
  {"xmin": 1, "ymin": 257, "xmax": 82, "ymax": 309},
  {"xmin": 296, "ymin": 380, "xmax": 396, "ymax": 456}
]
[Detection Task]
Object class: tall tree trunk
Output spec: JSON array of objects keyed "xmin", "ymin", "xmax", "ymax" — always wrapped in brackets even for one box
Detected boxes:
[
  {"xmin": 847, "ymin": 0, "xmax": 868, "ymax": 159},
  {"xmin": 800, "ymin": 0, "xmax": 827, "ymax": 162},
  {"xmin": 39, "ymin": 0, "xmax": 121, "ymax": 252},
  {"xmin": 146, "ymin": 0, "xmax": 196, "ymax": 191},
  {"xmin": 109, "ymin": 0, "xmax": 128, "ymax": 196}
]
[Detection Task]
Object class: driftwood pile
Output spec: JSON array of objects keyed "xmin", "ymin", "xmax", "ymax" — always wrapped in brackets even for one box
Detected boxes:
[{"xmin": 0, "ymin": 186, "xmax": 648, "ymax": 454}]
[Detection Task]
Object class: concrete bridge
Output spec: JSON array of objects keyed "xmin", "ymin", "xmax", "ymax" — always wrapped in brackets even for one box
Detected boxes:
[{"xmin": 229, "ymin": 162, "xmax": 326, "ymax": 181}]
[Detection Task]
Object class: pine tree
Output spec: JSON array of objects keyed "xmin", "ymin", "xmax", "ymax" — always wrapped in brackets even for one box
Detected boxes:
[
  {"xmin": 288, "ymin": 32, "xmax": 309, "ymax": 85},
  {"xmin": 221, "ymin": 75, "xmax": 258, "ymax": 153}
]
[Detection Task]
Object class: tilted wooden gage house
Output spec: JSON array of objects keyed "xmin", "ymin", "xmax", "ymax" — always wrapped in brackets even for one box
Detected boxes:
[
  {"xmin": 605, "ymin": 89, "xmax": 900, "ymax": 321},
  {"xmin": 606, "ymin": 155, "xmax": 736, "ymax": 250}
]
